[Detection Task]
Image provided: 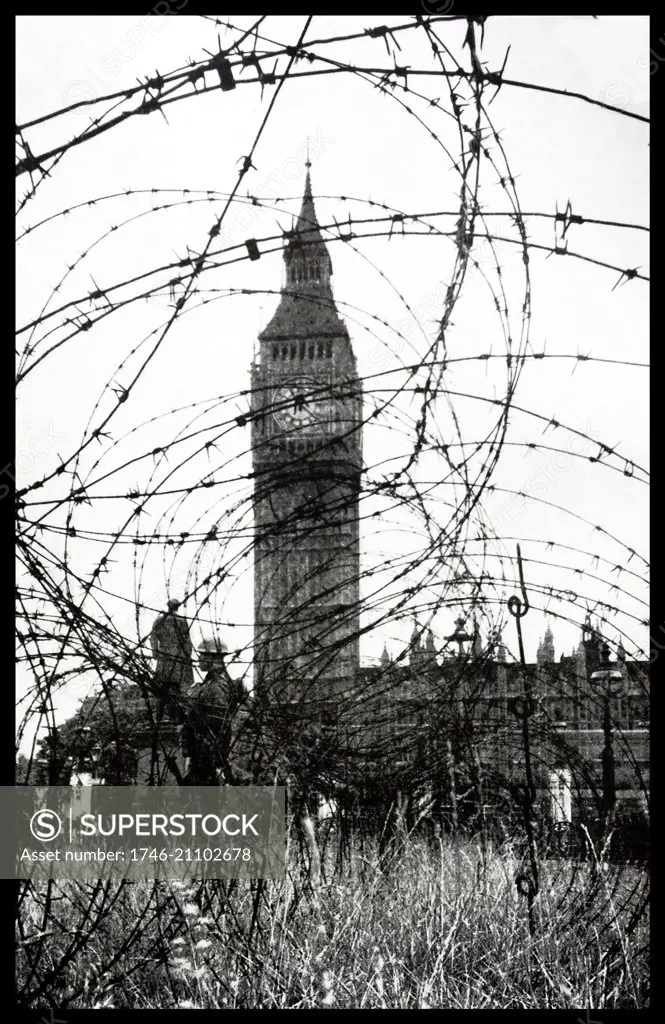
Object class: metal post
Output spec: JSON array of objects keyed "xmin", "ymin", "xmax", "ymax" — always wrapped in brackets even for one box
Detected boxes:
[
  {"xmin": 590, "ymin": 647, "xmax": 622, "ymax": 841},
  {"xmin": 601, "ymin": 695, "xmax": 616, "ymax": 823},
  {"xmin": 507, "ymin": 544, "xmax": 539, "ymax": 938},
  {"xmin": 445, "ymin": 736, "xmax": 459, "ymax": 837}
]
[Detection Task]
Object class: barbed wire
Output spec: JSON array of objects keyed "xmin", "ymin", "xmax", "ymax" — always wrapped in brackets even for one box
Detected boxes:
[{"xmin": 16, "ymin": 14, "xmax": 648, "ymax": 1009}]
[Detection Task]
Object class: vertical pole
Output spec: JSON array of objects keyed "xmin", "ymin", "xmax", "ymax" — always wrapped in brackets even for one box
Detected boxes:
[
  {"xmin": 601, "ymin": 693, "xmax": 617, "ymax": 831},
  {"xmin": 507, "ymin": 545, "xmax": 539, "ymax": 939},
  {"xmin": 446, "ymin": 736, "xmax": 459, "ymax": 838}
]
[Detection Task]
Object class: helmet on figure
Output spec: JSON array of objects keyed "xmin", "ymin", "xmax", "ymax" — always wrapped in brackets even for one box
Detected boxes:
[
  {"xmin": 198, "ymin": 638, "xmax": 228, "ymax": 670},
  {"xmin": 199, "ymin": 638, "xmax": 228, "ymax": 655},
  {"xmin": 167, "ymin": 598, "xmax": 182, "ymax": 611}
]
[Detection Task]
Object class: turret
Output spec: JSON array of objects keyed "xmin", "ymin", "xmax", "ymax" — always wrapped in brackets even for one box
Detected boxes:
[
  {"xmin": 582, "ymin": 613, "xmax": 602, "ymax": 676},
  {"xmin": 537, "ymin": 624, "xmax": 555, "ymax": 666},
  {"xmin": 409, "ymin": 620, "xmax": 423, "ymax": 669}
]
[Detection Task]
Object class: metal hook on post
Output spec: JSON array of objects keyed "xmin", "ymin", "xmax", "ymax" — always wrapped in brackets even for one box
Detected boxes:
[
  {"xmin": 507, "ymin": 543, "xmax": 529, "ymax": 665},
  {"xmin": 507, "ymin": 544, "xmax": 539, "ymax": 938}
]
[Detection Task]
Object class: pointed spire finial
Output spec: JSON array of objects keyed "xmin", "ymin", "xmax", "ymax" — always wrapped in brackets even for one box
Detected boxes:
[
  {"xmin": 303, "ymin": 158, "xmax": 312, "ymax": 200},
  {"xmin": 282, "ymin": 161, "xmax": 332, "ymax": 289}
]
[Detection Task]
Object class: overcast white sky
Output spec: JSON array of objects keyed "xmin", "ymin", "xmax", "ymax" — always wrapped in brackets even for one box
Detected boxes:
[{"xmin": 16, "ymin": 15, "xmax": 649, "ymax": 747}]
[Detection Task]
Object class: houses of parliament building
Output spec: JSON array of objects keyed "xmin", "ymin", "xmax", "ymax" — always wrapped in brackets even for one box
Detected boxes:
[
  {"xmin": 245, "ymin": 166, "xmax": 648, "ymax": 833},
  {"xmin": 47, "ymin": 167, "xmax": 649, "ymax": 845}
]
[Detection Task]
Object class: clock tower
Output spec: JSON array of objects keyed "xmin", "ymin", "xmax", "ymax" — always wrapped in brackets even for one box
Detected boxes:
[{"xmin": 250, "ymin": 166, "xmax": 362, "ymax": 717}]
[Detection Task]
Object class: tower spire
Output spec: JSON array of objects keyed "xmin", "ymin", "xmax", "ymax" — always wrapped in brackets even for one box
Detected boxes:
[
  {"xmin": 257, "ymin": 159, "xmax": 357, "ymax": 350},
  {"xmin": 284, "ymin": 165, "xmax": 332, "ymax": 289}
]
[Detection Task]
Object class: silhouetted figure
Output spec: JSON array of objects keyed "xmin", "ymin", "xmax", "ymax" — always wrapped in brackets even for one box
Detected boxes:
[
  {"xmin": 180, "ymin": 639, "xmax": 245, "ymax": 784},
  {"xmin": 149, "ymin": 599, "xmax": 194, "ymax": 701}
]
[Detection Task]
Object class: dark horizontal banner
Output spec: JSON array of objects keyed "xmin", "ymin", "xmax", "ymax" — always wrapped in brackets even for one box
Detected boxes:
[{"xmin": 5, "ymin": 786, "xmax": 285, "ymax": 880}]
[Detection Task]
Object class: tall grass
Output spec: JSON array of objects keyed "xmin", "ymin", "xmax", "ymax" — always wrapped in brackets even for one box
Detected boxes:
[{"xmin": 16, "ymin": 835, "xmax": 648, "ymax": 1009}]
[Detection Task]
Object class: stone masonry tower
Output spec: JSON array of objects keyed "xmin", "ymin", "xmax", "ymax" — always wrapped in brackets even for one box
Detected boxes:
[{"xmin": 251, "ymin": 165, "xmax": 362, "ymax": 717}]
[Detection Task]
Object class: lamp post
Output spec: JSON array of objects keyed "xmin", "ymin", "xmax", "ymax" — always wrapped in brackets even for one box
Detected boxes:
[
  {"xmin": 589, "ymin": 644, "xmax": 624, "ymax": 833},
  {"xmin": 443, "ymin": 615, "xmax": 474, "ymax": 834},
  {"xmin": 446, "ymin": 616, "xmax": 474, "ymax": 659}
]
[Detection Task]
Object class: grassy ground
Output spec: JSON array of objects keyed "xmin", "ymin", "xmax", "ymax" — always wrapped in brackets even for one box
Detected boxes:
[{"xmin": 16, "ymin": 836, "xmax": 649, "ymax": 1009}]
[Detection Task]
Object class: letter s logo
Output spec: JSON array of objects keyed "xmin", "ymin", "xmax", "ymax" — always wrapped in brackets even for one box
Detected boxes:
[{"xmin": 30, "ymin": 809, "xmax": 63, "ymax": 842}]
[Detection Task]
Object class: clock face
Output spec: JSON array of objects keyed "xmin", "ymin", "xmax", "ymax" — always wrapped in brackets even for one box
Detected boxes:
[{"xmin": 273, "ymin": 378, "xmax": 330, "ymax": 431}]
